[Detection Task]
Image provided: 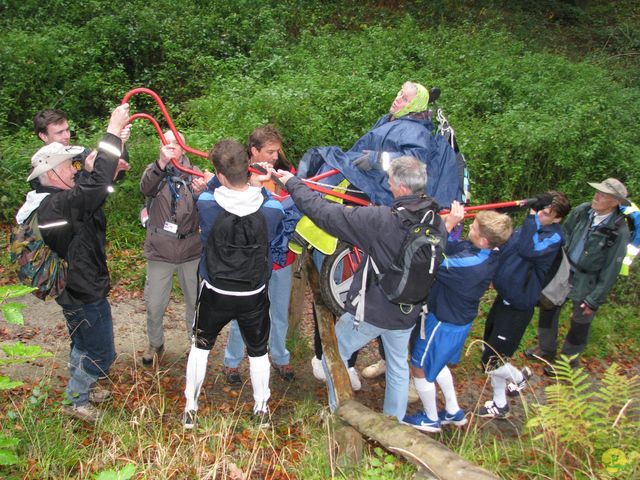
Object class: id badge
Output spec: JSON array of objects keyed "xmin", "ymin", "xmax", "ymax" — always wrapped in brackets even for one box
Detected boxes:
[{"xmin": 163, "ymin": 221, "xmax": 178, "ymax": 234}]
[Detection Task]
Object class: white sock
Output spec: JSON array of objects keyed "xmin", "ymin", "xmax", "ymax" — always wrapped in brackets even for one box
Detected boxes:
[
  {"xmin": 249, "ymin": 353, "xmax": 271, "ymax": 413},
  {"xmin": 491, "ymin": 362, "xmax": 523, "ymax": 383},
  {"xmin": 436, "ymin": 366, "xmax": 460, "ymax": 414},
  {"xmin": 488, "ymin": 370, "xmax": 508, "ymax": 408},
  {"xmin": 184, "ymin": 345, "xmax": 210, "ymax": 412},
  {"xmin": 413, "ymin": 377, "xmax": 438, "ymax": 420}
]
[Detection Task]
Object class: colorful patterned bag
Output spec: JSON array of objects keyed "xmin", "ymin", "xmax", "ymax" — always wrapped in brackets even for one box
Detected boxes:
[{"xmin": 9, "ymin": 211, "xmax": 68, "ymax": 300}]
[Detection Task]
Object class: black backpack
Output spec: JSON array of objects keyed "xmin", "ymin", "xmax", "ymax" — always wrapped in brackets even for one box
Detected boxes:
[
  {"xmin": 377, "ymin": 207, "xmax": 447, "ymax": 305},
  {"xmin": 205, "ymin": 208, "xmax": 269, "ymax": 293}
]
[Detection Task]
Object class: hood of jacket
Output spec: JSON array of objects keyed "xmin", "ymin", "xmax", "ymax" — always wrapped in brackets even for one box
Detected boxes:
[
  {"xmin": 16, "ymin": 190, "xmax": 51, "ymax": 224},
  {"xmin": 213, "ymin": 186, "xmax": 264, "ymax": 216}
]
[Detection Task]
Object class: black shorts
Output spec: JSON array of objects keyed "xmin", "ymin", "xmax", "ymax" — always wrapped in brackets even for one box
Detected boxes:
[
  {"xmin": 193, "ymin": 281, "xmax": 270, "ymax": 356},
  {"xmin": 481, "ymin": 295, "xmax": 534, "ymax": 367}
]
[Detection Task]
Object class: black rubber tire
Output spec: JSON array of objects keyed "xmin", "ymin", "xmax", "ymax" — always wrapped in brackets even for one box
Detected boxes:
[{"xmin": 319, "ymin": 242, "xmax": 363, "ymax": 317}]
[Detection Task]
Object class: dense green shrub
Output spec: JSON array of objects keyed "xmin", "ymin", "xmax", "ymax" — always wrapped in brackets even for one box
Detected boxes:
[{"xmin": 1, "ymin": 1, "xmax": 639, "ymax": 252}]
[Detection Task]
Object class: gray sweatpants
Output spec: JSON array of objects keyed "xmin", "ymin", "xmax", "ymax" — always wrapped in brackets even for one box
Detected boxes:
[{"xmin": 144, "ymin": 258, "xmax": 199, "ymax": 348}]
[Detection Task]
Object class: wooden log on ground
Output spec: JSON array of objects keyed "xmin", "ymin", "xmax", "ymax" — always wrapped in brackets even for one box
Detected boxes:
[
  {"xmin": 305, "ymin": 254, "xmax": 362, "ymax": 467},
  {"xmin": 305, "ymin": 254, "xmax": 352, "ymax": 403},
  {"xmin": 337, "ymin": 400, "xmax": 499, "ymax": 480},
  {"xmin": 287, "ymin": 253, "xmax": 307, "ymax": 336}
]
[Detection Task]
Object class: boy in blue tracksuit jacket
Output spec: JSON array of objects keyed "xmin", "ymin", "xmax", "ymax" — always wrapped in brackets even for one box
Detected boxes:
[
  {"xmin": 479, "ymin": 191, "xmax": 570, "ymax": 419},
  {"xmin": 402, "ymin": 204, "xmax": 513, "ymax": 432},
  {"xmin": 182, "ymin": 140, "xmax": 284, "ymax": 429}
]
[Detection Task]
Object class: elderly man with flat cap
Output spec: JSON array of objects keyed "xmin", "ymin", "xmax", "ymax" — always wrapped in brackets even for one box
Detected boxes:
[{"xmin": 526, "ymin": 178, "xmax": 631, "ymax": 374}]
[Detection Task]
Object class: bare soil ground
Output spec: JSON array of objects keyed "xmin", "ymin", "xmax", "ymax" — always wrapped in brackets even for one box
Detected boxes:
[{"xmin": 1, "ymin": 292, "xmax": 547, "ymax": 439}]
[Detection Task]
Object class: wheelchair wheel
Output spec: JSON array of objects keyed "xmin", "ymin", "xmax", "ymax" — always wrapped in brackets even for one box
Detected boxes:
[{"xmin": 319, "ymin": 242, "xmax": 363, "ymax": 317}]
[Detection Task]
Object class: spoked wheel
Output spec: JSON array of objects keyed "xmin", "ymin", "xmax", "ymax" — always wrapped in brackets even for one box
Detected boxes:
[{"xmin": 319, "ymin": 241, "xmax": 363, "ymax": 317}]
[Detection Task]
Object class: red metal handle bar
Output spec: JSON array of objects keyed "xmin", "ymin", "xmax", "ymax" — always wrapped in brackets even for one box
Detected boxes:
[{"xmin": 121, "ymin": 89, "xmax": 528, "ymax": 214}]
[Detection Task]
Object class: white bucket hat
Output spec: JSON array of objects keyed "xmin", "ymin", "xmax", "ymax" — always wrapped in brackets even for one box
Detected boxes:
[{"xmin": 28, "ymin": 142, "xmax": 85, "ymax": 181}]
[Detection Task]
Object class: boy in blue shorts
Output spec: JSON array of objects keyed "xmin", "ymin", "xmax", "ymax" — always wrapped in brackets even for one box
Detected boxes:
[{"xmin": 403, "ymin": 204, "xmax": 513, "ymax": 432}]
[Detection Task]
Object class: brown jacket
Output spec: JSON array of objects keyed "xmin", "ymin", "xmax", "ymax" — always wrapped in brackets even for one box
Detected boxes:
[{"xmin": 140, "ymin": 156, "xmax": 201, "ymax": 263}]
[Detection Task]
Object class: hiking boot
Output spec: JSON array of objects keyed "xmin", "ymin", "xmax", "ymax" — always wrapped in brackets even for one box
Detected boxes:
[
  {"xmin": 311, "ymin": 356, "xmax": 326, "ymax": 382},
  {"xmin": 438, "ymin": 409, "xmax": 468, "ymax": 426},
  {"xmin": 408, "ymin": 381, "xmax": 420, "ymax": 404},
  {"xmin": 478, "ymin": 400, "xmax": 510, "ymax": 419},
  {"xmin": 183, "ymin": 410, "xmax": 196, "ymax": 430},
  {"xmin": 63, "ymin": 403, "xmax": 102, "ymax": 423},
  {"xmin": 142, "ymin": 344, "xmax": 164, "ymax": 366},
  {"xmin": 348, "ymin": 367, "xmax": 361, "ymax": 391},
  {"xmin": 543, "ymin": 357, "xmax": 580, "ymax": 377},
  {"xmin": 401, "ymin": 411, "xmax": 441, "ymax": 432},
  {"xmin": 361, "ymin": 359, "xmax": 386, "ymax": 379},
  {"xmin": 89, "ymin": 385, "xmax": 113, "ymax": 404},
  {"xmin": 524, "ymin": 346, "xmax": 555, "ymax": 363},
  {"xmin": 506, "ymin": 366, "xmax": 533, "ymax": 397},
  {"xmin": 273, "ymin": 363, "xmax": 295, "ymax": 382},
  {"xmin": 224, "ymin": 367, "xmax": 242, "ymax": 386}
]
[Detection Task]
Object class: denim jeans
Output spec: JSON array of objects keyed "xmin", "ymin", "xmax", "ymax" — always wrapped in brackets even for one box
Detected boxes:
[
  {"xmin": 60, "ymin": 298, "xmax": 116, "ymax": 405},
  {"xmin": 224, "ymin": 264, "xmax": 293, "ymax": 367},
  {"xmin": 324, "ymin": 312, "xmax": 412, "ymax": 421}
]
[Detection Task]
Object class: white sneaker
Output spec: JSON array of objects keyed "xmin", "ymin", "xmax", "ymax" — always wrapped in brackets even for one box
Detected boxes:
[
  {"xmin": 348, "ymin": 367, "xmax": 362, "ymax": 391},
  {"xmin": 311, "ymin": 356, "xmax": 326, "ymax": 381},
  {"xmin": 361, "ymin": 359, "xmax": 386, "ymax": 379},
  {"xmin": 408, "ymin": 380, "xmax": 420, "ymax": 403}
]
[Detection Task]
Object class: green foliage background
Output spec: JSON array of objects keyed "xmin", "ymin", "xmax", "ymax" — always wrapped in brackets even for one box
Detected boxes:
[{"xmin": 1, "ymin": 0, "xmax": 639, "ymax": 238}]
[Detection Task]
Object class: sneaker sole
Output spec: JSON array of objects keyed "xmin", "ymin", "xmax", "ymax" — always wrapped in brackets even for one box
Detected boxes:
[
  {"xmin": 477, "ymin": 412, "xmax": 510, "ymax": 419},
  {"xmin": 401, "ymin": 421, "xmax": 441, "ymax": 433},
  {"xmin": 441, "ymin": 418, "xmax": 468, "ymax": 426}
]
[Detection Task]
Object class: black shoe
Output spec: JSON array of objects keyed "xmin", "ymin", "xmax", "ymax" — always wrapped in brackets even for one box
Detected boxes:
[
  {"xmin": 273, "ymin": 363, "xmax": 295, "ymax": 382},
  {"xmin": 224, "ymin": 367, "xmax": 242, "ymax": 386},
  {"xmin": 506, "ymin": 366, "xmax": 533, "ymax": 397},
  {"xmin": 524, "ymin": 346, "xmax": 555, "ymax": 363},
  {"xmin": 142, "ymin": 344, "xmax": 164, "ymax": 366},
  {"xmin": 478, "ymin": 401, "xmax": 510, "ymax": 419}
]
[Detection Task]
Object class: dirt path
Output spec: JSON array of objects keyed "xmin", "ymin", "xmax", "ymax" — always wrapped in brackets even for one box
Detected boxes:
[{"xmin": 2, "ymin": 293, "xmax": 542, "ymax": 437}]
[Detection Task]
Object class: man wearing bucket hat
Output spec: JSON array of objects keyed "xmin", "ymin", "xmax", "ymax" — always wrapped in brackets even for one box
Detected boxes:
[
  {"xmin": 31, "ymin": 108, "xmax": 131, "ymax": 187},
  {"xmin": 526, "ymin": 178, "xmax": 630, "ymax": 374},
  {"xmin": 16, "ymin": 104, "xmax": 131, "ymax": 422}
]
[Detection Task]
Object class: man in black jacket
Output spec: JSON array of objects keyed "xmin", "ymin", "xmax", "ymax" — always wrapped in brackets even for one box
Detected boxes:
[
  {"xmin": 277, "ymin": 156, "xmax": 447, "ymax": 421},
  {"xmin": 17, "ymin": 104, "xmax": 131, "ymax": 422}
]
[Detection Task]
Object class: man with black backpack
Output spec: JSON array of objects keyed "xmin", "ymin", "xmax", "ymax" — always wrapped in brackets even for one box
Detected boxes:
[
  {"xmin": 139, "ymin": 130, "xmax": 207, "ymax": 366},
  {"xmin": 182, "ymin": 140, "xmax": 284, "ymax": 429},
  {"xmin": 15, "ymin": 104, "xmax": 131, "ymax": 423},
  {"xmin": 278, "ymin": 156, "xmax": 448, "ymax": 422}
]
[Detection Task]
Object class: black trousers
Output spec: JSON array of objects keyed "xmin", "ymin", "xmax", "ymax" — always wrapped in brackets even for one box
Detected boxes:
[
  {"xmin": 193, "ymin": 282, "xmax": 270, "ymax": 357},
  {"xmin": 481, "ymin": 295, "xmax": 534, "ymax": 368}
]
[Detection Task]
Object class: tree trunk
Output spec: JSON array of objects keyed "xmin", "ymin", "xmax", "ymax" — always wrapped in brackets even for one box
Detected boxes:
[{"xmin": 337, "ymin": 400, "xmax": 499, "ymax": 480}]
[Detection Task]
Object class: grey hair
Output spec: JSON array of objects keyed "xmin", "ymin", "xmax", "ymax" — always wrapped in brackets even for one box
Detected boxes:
[
  {"xmin": 387, "ymin": 156, "xmax": 427, "ymax": 194},
  {"xmin": 38, "ymin": 172, "xmax": 51, "ymax": 186}
]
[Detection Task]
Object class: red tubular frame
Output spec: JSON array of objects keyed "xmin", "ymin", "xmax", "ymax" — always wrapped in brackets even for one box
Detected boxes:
[{"xmin": 120, "ymin": 88, "xmax": 531, "ymax": 215}]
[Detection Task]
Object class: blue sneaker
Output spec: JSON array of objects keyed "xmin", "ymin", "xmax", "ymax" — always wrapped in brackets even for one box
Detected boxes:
[
  {"xmin": 401, "ymin": 411, "xmax": 441, "ymax": 432},
  {"xmin": 438, "ymin": 409, "xmax": 468, "ymax": 426}
]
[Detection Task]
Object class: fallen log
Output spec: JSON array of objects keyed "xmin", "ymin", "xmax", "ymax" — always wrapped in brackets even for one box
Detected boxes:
[
  {"xmin": 337, "ymin": 400, "xmax": 499, "ymax": 480},
  {"xmin": 305, "ymin": 255, "xmax": 363, "ymax": 467},
  {"xmin": 305, "ymin": 254, "xmax": 352, "ymax": 403},
  {"xmin": 287, "ymin": 253, "xmax": 307, "ymax": 336}
]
